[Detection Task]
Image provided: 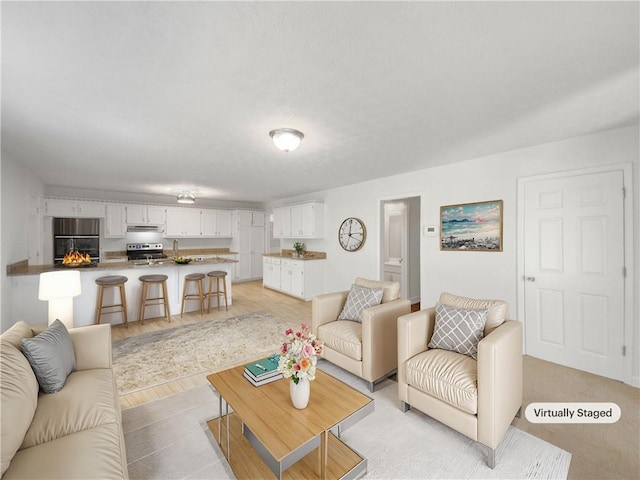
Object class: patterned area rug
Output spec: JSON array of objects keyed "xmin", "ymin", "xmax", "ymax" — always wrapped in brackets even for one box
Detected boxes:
[{"xmin": 112, "ymin": 311, "xmax": 292, "ymax": 394}]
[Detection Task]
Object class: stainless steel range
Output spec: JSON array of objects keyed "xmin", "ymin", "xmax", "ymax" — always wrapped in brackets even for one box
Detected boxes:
[{"xmin": 126, "ymin": 243, "xmax": 168, "ymax": 262}]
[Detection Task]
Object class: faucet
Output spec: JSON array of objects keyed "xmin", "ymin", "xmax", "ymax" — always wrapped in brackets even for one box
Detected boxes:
[{"xmin": 173, "ymin": 239, "xmax": 179, "ymax": 257}]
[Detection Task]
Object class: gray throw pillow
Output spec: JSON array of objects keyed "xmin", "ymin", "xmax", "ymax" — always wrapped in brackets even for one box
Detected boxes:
[
  {"xmin": 428, "ymin": 303, "xmax": 487, "ymax": 359},
  {"xmin": 21, "ymin": 320, "xmax": 76, "ymax": 394},
  {"xmin": 337, "ymin": 284, "xmax": 384, "ymax": 323}
]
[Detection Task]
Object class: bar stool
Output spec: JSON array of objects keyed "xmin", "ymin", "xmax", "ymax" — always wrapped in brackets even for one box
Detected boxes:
[
  {"xmin": 181, "ymin": 273, "xmax": 206, "ymax": 318},
  {"xmin": 206, "ymin": 270, "xmax": 228, "ymax": 312},
  {"xmin": 95, "ymin": 275, "xmax": 128, "ymax": 327},
  {"xmin": 138, "ymin": 274, "xmax": 170, "ymax": 324}
]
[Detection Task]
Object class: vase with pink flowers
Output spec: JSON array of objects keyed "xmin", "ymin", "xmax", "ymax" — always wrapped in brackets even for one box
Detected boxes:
[{"xmin": 277, "ymin": 323, "xmax": 323, "ymax": 409}]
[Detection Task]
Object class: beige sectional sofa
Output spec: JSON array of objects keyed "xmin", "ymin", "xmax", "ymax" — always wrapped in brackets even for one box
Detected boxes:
[{"xmin": 1, "ymin": 321, "xmax": 128, "ymax": 479}]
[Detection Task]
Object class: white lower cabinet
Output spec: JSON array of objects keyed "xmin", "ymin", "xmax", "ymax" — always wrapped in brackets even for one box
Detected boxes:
[
  {"xmin": 263, "ymin": 257, "xmax": 281, "ymax": 290},
  {"xmin": 262, "ymin": 257, "xmax": 324, "ymax": 301}
]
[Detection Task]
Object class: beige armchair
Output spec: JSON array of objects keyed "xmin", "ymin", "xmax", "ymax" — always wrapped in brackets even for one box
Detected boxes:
[
  {"xmin": 397, "ymin": 293, "xmax": 523, "ymax": 468},
  {"xmin": 312, "ymin": 278, "xmax": 411, "ymax": 392}
]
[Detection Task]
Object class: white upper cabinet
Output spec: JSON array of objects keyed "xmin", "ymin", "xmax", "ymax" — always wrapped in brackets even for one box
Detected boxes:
[
  {"xmin": 238, "ymin": 210, "xmax": 265, "ymax": 227},
  {"xmin": 214, "ymin": 210, "xmax": 233, "ymax": 237},
  {"xmin": 77, "ymin": 201, "xmax": 106, "ymax": 217},
  {"xmin": 202, "ymin": 209, "xmax": 233, "ymax": 237},
  {"xmin": 125, "ymin": 205, "xmax": 165, "ymax": 225},
  {"xmin": 125, "ymin": 205, "xmax": 145, "ymax": 224},
  {"xmin": 44, "ymin": 199, "xmax": 105, "ymax": 218},
  {"xmin": 44, "ymin": 199, "xmax": 77, "ymax": 217},
  {"xmin": 104, "ymin": 204, "xmax": 126, "ymax": 238},
  {"xmin": 165, "ymin": 208, "xmax": 201, "ymax": 238},
  {"xmin": 184, "ymin": 209, "xmax": 203, "ymax": 236},
  {"xmin": 273, "ymin": 207, "xmax": 291, "ymax": 238},
  {"xmin": 164, "ymin": 208, "xmax": 184, "ymax": 237},
  {"xmin": 273, "ymin": 201, "xmax": 324, "ymax": 239},
  {"xmin": 146, "ymin": 206, "xmax": 166, "ymax": 225},
  {"xmin": 201, "ymin": 210, "xmax": 216, "ymax": 237},
  {"xmin": 166, "ymin": 208, "xmax": 233, "ymax": 238}
]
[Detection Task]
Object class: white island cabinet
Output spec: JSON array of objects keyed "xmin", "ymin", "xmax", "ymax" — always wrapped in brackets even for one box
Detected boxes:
[
  {"xmin": 10, "ymin": 261, "xmax": 234, "ymax": 327},
  {"xmin": 262, "ymin": 256, "xmax": 324, "ymax": 301}
]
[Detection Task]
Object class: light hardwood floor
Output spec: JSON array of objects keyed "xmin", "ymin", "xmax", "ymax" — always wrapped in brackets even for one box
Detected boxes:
[{"xmin": 113, "ymin": 281, "xmax": 639, "ymax": 480}]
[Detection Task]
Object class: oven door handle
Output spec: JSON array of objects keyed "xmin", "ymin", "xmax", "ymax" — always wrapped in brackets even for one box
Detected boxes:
[{"xmin": 55, "ymin": 235, "xmax": 100, "ymax": 238}]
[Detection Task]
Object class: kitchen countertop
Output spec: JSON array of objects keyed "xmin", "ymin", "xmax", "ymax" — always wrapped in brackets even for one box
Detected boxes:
[
  {"xmin": 7, "ymin": 256, "xmax": 238, "ymax": 277},
  {"xmin": 263, "ymin": 250, "xmax": 326, "ymax": 261}
]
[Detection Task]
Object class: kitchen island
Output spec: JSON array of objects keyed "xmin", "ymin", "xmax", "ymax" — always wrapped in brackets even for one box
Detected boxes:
[{"xmin": 7, "ymin": 257, "xmax": 237, "ymax": 327}]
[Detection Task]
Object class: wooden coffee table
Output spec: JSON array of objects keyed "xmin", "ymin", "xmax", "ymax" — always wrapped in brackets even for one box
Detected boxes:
[{"xmin": 206, "ymin": 364, "xmax": 374, "ymax": 480}]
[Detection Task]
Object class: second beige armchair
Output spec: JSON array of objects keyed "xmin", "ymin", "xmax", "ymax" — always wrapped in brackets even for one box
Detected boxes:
[
  {"xmin": 311, "ymin": 277, "xmax": 411, "ymax": 392},
  {"xmin": 397, "ymin": 292, "xmax": 523, "ymax": 468}
]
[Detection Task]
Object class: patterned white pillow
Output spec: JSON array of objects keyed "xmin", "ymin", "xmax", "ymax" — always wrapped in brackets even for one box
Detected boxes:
[
  {"xmin": 338, "ymin": 284, "xmax": 384, "ymax": 323},
  {"xmin": 428, "ymin": 303, "xmax": 487, "ymax": 359}
]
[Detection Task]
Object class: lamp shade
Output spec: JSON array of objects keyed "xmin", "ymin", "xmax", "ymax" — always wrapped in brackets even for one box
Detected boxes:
[
  {"xmin": 39, "ymin": 271, "xmax": 81, "ymax": 300},
  {"xmin": 269, "ymin": 128, "xmax": 304, "ymax": 152},
  {"xmin": 39, "ymin": 271, "xmax": 82, "ymax": 328}
]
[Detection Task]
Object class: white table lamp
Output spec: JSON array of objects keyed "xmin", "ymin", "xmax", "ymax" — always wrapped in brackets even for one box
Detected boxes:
[{"xmin": 38, "ymin": 270, "xmax": 82, "ymax": 329}]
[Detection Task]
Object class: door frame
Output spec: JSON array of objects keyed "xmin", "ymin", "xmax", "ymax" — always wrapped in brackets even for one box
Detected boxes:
[
  {"xmin": 377, "ymin": 193, "xmax": 422, "ymax": 304},
  {"xmin": 516, "ymin": 163, "xmax": 636, "ymax": 386},
  {"xmin": 381, "ymin": 200, "xmax": 409, "ymax": 299}
]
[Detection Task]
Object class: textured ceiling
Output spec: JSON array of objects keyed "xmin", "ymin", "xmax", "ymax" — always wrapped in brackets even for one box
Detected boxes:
[{"xmin": 2, "ymin": 1, "xmax": 638, "ymax": 203}]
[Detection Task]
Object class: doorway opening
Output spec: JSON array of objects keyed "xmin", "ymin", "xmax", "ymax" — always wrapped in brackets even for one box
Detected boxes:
[{"xmin": 380, "ymin": 196, "xmax": 421, "ymax": 306}]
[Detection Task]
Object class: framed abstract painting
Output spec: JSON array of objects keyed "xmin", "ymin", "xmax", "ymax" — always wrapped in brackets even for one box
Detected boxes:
[{"xmin": 440, "ymin": 200, "xmax": 503, "ymax": 251}]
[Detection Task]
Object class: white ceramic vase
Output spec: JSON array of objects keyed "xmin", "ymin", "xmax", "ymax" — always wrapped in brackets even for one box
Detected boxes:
[{"xmin": 289, "ymin": 377, "xmax": 310, "ymax": 409}]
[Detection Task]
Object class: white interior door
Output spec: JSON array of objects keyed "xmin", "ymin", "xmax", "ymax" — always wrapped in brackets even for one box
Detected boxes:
[{"xmin": 523, "ymin": 170, "xmax": 625, "ymax": 380}]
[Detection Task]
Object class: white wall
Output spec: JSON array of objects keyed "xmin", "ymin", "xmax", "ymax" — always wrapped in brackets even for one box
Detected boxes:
[
  {"xmin": 268, "ymin": 126, "xmax": 639, "ymax": 385},
  {"xmin": 1, "ymin": 155, "xmax": 45, "ymax": 331}
]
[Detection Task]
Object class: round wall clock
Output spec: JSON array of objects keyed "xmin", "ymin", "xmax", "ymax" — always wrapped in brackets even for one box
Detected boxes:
[{"xmin": 338, "ymin": 217, "xmax": 367, "ymax": 252}]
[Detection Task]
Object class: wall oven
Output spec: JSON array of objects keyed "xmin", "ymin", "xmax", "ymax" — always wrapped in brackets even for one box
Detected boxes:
[{"xmin": 53, "ymin": 218, "xmax": 100, "ymax": 264}]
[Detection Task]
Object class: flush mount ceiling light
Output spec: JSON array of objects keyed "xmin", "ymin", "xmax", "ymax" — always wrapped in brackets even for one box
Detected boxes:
[
  {"xmin": 269, "ymin": 128, "xmax": 304, "ymax": 152},
  {"xmin": 177, "ymin": 191, "xmax": 195, "ymax": 204}
]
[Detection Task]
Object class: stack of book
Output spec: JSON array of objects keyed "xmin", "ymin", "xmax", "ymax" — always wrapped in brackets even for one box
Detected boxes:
[{"xmin": 243, "ymin": 355, "xmax": 283, "ymax": 386}]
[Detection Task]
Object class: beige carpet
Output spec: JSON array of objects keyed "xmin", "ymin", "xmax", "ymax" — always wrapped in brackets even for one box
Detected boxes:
[{"xmin": 112, "ymin": 311, "xmax": 291, "ymax": 394}]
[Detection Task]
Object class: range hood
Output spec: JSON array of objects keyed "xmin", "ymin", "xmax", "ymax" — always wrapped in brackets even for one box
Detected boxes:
[{"xmin": 126, "ymin": 225, "xmax": 164, "ymax": 233}]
